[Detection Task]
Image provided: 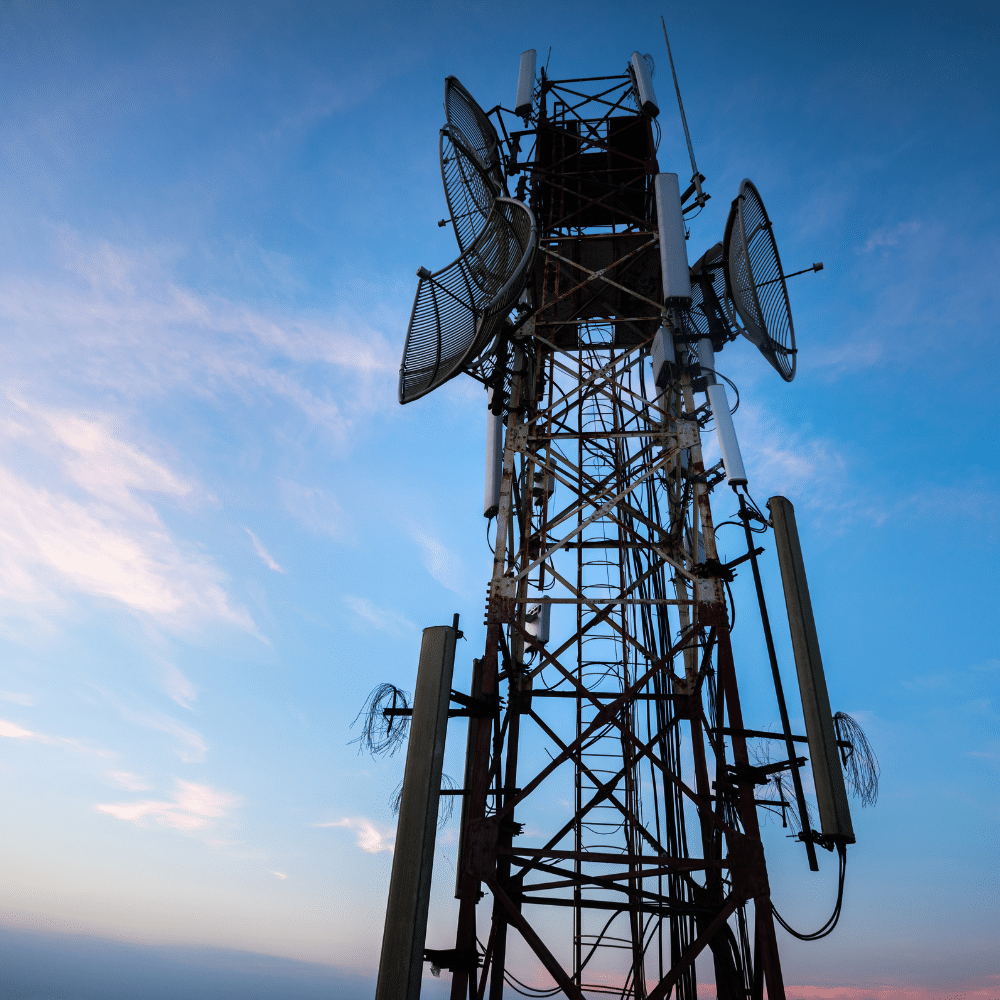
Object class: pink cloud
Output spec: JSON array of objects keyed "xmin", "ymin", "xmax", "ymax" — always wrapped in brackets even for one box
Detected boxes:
[
  {"xmin": 0, "ymin": 718, "xmax": 112, "ymax": 756},
  {"xmin": 696, "ymin": 981, "xmax": 1000, "ymax": 999},
  {"xmin": 314, "ymin": 816, "xmax": 394, "ymax": 854},
  {"xmin": 95, "ymin": 779, "xmax": 240, "ymax": 831}
]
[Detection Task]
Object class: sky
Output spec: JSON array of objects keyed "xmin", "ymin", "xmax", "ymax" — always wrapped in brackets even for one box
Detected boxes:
[{"xmin": 0, "ymin": 2, "xmax": 998, "ymax": 998}]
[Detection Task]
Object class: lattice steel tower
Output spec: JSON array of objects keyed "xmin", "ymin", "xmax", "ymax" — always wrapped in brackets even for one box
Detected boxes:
[{"xmin": 366, "ymin": 40, "xmax": 874, "ymax": 1000}]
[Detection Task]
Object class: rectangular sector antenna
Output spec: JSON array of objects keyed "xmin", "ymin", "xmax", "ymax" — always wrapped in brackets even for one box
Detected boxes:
[
  {"xmin": 769, "ymin": 496, "xmax": 855, "ymax": 843},
  {"xmin": 515, "ymin": 49, "xmax": 536, "ymax": 117},
  {"xmin": 654, "ymin": 173, "xmax": 690, "ymax": 305},
  {"xmin": 696, "ymin": 338, "xmax": 748, "ymax": 486},
  {"xmin": 375, "ymin": 625, "xmax": 458, "ymax": 1000}
]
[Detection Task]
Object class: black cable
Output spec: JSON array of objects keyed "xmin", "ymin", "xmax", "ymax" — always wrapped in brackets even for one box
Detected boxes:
[
  {"xmin": 772, "ymin": 843, "xmax": 848, "ymax": 941},
  {"xmin": 724, "ymin": 577, "xmax": 736, "ymax": 632},
  {"xmin": 738, "ymin": 486, "xmax": 769, "ymax": 525},
  {"xmin": 475, "ymin": 938, "xmax": 564, "ymax": 998}
]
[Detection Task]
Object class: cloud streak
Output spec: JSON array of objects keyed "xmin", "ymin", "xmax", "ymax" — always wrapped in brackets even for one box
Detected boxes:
[
  {"xmin": 0, "ymin": 227, "xmax": 399, "ymax": 438},
  {"xmin": 96, "ymin": 780, "xmax": 240, "ymax": 831},
  {"xmin": 245, "ymin": 529, "xmax": 286, "ymax": 574},
  {"xmin": 408, "ymin": 527, "xmax": 467, "ymax": 595},
  {"xmin": 112, "ymin": 705, "xmax": 209, "ymax": 764},
  {"xmin": 162, "ymin": 664, "xmax": 197, "ymax": 710},
  {"xmin": 0, "ymin": 691, "xmax": 33, "ymax": 706},
  {"xmin": 314, "ymin": 816, "xmax": 394, "ymax": 854},
  {"xmin": 0, "ymin": 401, "xmax": 253, "ymax": 633},
  {"xmin": 343, "ymin": 595, "xmax": 416, "ymax": 638},
  {"xmin": 0, "ymin": 718, "xmax": 112, "ymax": 756},
  {"xmin": 107, "ymin": 771, "xmax": 151, "ymax": 791}
]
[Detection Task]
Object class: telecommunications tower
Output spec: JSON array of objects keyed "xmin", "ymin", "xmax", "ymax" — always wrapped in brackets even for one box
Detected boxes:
[{"xmin": 361, "ymin": 33, "xmax": 877, "ymax": 1000}]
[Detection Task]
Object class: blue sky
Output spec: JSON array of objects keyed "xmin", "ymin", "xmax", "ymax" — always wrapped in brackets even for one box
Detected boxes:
[{"xmin": 0, "ymin": 2, "xmax": 998, "ymax": 997}]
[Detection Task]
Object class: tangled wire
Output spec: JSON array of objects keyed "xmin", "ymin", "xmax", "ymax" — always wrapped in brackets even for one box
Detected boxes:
[
  {"xmin": 349, "ymin": 683, "xmax": 411, "ymax": 757},
  {"xmin": 833, "ymin": 711, "xmax": 880, "ymax": 807}
]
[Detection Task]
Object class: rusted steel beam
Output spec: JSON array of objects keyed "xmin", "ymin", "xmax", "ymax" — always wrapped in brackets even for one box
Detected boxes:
[
  {"xmin": 521, "ymin": 895, "xmax": 703, "ymax": 918},
  {"xmin": 505, "ymin": 846, "xmax": 727, "ymax": 870},
  {"xmin": 644, "ymin": 893, "xmax": 741, "ymax": 1000},
  {"xmin": 489, "ymin": 880, "xmax": 586, "ymax": 1000}
]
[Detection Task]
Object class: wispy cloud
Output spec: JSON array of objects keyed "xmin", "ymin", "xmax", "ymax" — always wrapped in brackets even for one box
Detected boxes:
[
  {"xmin": 0, "ymin": 718, "xmax": 112, "ymax": 756},
  {"xmin": 280, "ymin": 481, "xmax": 352, "ymax": 541},
  {"xmin": 162, "ymin": 663, "xmax": 197, "ymax": 710},
  {"xmin": 0, "ymin": 719, "xmax": 38, "ymax": 740},
  {"xmin": 855, "ymin": 219, "xmax": 922, "ymax": 254},
  {"xmin": 270, "ymin": 870, "xmax": 288, "ymax": 880},
  {"xmin": 408, "ymin": 527, "xmax": 467, "ymax": 595},
  {"xmin": 95, "ymin": 779, "xmax": 240, "ymax": 831},
  {"xmin": 244, "ymin": 528, "xmax": 286, "ymax": 574},
  {"xmin": 343, "ymin": 595, "xmax": 416, "ymax": 638},
  {"xmin": 108, "ymin": 700, "xmax": 209, "ymax": 763},
  {"xmin": 314, "ymin": 816, "xmax": 394, "ymax": 854},
  {"xmin": 0, "ymin": 691, "xmax": 33, "ymax": 706},
  {"xmin": 777, "ymin": 983, "xmax": 1000, "ymax": 1000},
  {"xmin": 730, "ymin": 401, "xmax": 863, "ymax": 525},
  {"xmin": 0, "ymin": 227, "xmax": 398, "ymax": 436},
  {"xmin": 0, "ymin": 400, "xmax": 254, "ymax": 633},
  {"xmin": 107, "ymin": 771, "xmax": 151, "ymax": 791}
]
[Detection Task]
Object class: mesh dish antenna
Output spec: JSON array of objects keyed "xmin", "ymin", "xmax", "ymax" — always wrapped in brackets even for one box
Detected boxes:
[
  {"xmin": 444, "ymin": 77, "xmax": 506, "ymax": 196},
  {"xmin": 724, "ymin": 179, "xmax": 797, "ymax": 381},
  {"xmin": 689, "ymin": 240, "xmax": 740, "ymax": 344},
  {"xmin": 399, "ymin": 198, "xmax": 536, "ymax": 403},
  {"xmin": 399, "ymin": 77, "xmax": 537, "ymax": 404},
  {"xmin": 440, "ymin": 128, "xmax": 499, "ymax": 256}
]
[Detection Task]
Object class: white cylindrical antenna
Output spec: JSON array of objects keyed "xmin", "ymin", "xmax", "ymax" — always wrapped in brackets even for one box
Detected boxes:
[
  {"xmin": 654, "ymin": 174, "xmax": 691, "ymax": 307},
  {"xmin": 697, "ymin": 338, "xmax": 747, "ymax": 486},
  {"xmin": 484, "ymin": 388, "xmax": 503, "ymax": 518},
  {"xmin": 515, "ymin": 50, "xmax": 536, "ymax": 118},
  {"xmin": 695, "ymin": 337, "xmax": 717, "ymax": 384},
  {"xmin": 706, "ymin": 383, "xmax": 747, "ymax": 486},
  {"xmin": 629, "ymin": 52, "xmax": 659, "ymax": 117},
  {"xmin": 375, "ymin": 624, "xmax": 458, "ymax": 1000},
  {"xmin": 769, "ymin": 497, "xmax": 855, "ymax": 844}
]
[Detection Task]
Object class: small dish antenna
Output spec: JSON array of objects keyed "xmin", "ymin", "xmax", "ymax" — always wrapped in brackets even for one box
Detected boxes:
[{"xmin": 723, "ymin": 179, "xmax": 797, "ymax": 382}]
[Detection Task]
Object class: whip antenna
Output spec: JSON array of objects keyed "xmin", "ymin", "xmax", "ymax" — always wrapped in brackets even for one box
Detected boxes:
[{"xmin": 661, "ymin": 16, "xmax": 707, "ymax": 208}]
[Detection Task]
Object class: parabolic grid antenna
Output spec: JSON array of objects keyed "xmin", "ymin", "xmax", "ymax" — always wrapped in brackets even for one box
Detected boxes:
[
  {"xmin": 441, "ymin": 128, "xmax": 500, "ymax": 257},
  {"xmin": 445, "ymin": 76, "xmax": 507, "ymax": 199},
  {"xmin": 399, "ymin": 196, "xmax": 536, "ymax": 404},
  {"xmin": 398, "ymin": 76, "xmax": 535, "ymax": 404},
  {"xmin": 724, "ymin": 178, "xmax": 797, "ymax": 381},
  {"xmin": 689, "ymin": 239, "xmax": 740, "ymax": 345}
]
